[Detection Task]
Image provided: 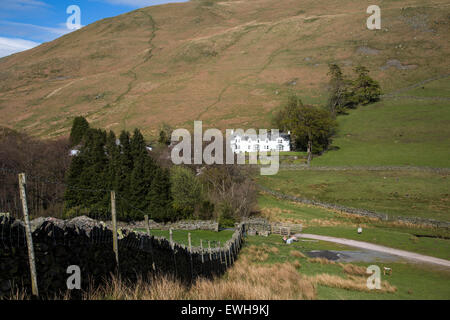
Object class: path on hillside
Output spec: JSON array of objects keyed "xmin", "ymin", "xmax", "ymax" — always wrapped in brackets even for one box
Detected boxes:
[
  {"xmin": 296, "ymin": 233, "xmax": 450, "ymax": 268},
  {"xmin": 116, "ymin": 10, "xmax": 158, "ymax": 130},
  {"xmin": 384, "ymin": 95, "xmax": 450, "ymax": 101},
  {"xmin": 382, "ymin": 73, "xmax": 450, "ymax": 98}
]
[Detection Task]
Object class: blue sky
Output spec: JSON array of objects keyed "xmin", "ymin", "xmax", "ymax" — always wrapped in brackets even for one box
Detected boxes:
[{"xmin": 0, "ymin": 0, "xmax": 188, "ymax": 57}]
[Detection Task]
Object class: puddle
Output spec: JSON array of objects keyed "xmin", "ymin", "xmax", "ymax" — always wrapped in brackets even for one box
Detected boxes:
[{"xmin": 307, "ymin": 250, "xmax": 404, "ymax": 263}]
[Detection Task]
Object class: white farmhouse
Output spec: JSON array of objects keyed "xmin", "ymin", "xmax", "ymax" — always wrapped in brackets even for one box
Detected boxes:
[{"xmin": 229, "ymin": 130, "xmax": 291, "ymax": 154}]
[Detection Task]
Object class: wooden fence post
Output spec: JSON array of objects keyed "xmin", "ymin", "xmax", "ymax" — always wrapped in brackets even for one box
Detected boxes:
[
  {"xmin": 188, "ymin": 233, "xmax": 192, "ymax": 253},
  {"xmin": 144, "ymin": 215, "xmax": 150, "ymax": 236},
  {"xmin": 200, "ymin": 240, "xmax": 204, "ymax": 263},
  {"xmin": 208, "ymin": 240, "xmax": 212, "ymax": 260},
  {"xmin": 111, "ymin": 191, "xmax": 119, "ymax": 271},
  {"xmin": 169, "ymin": 228, "xmax": 173, "ymax": 248},
  {"xmin": 218, "ymin": 241, "xmax": 222, "ymax": 263},
  {"xmin": 187, "ymin": 232, "xmax": 193, "ymax": 282},
  {"xmin": 229, "ymin": 245, "xmax": 233, "ymax": 264},
  {"xmin": 224, "ymin": 247, "xmax": 228, "ymax": 268},
  {"xmin": 18, "ymin": 173, "xmax": 39, "ymax": 298}
]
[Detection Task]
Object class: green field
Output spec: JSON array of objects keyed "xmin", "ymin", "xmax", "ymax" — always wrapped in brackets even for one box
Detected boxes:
[
  {"xmin": 257, "ymin": 169, "xmax": 450, "ymax": 221},
  {"xmin": 257, "ymin": 193, "xmax": 450, "ymax": 260},
  {"xmin": 305, "ymin": 225, "xmax": 450, "ymax": 260},
  {"xmin": 312, "ymin": 96, "xmax": 450, "ymax": 168},
  {"xmin": 395, "ymin": 77, "xmax": 450, "ymax": 98},
  {"xmin": 249, "ymin": 76, "xmax": 450, "ymax": 299},
  {"xmin": 134, "ymin": 228, "xmax": 234, "ymax": 247},
  {"xmin": 243, "ymin": 234, "xmax": 450, "ymax": 300}
]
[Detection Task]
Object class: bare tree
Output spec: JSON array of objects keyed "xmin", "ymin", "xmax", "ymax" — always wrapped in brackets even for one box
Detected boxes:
[{"xmin": 0, "ymin": 128, "xmax": 70, "ymax": 217}]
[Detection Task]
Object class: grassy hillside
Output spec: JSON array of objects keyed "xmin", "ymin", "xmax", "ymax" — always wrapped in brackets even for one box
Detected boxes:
[
  {"xmin": 0, "ymin": 0, "xmax": 449, "ymax": 139},
  {"xmin": 313, "ymin": 78, "xmax": 450, "ymax": 168},
  {"xmin": 80, "ymin": 233, "xmax": 450, "ymax": 300},
  {"xmin": 256, "ymin": 77, "xmax": 450, "ymax": 223},
  {"xmin": 252, "ymin": 194, "xmax": 450, "ymax": 299},
  {"xmin": 257, "ymin": 169, "xmax": 449, "ymax": 221},
  {"xmin": 258, "ymin": 193, "xmax": 450, "ymax": 259},
  {"xmin": 243, "ymin": 234, "xmax": 450, "ymax": 300}
]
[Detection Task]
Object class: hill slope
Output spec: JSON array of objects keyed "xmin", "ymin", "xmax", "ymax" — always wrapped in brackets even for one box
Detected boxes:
[
  {"xmin": 0, "ymin": 0, "xmax": 449, "ymax": 138},
  {"xmin": 313, "ymin": 79, "xmax": 450, "ymax": 168}
]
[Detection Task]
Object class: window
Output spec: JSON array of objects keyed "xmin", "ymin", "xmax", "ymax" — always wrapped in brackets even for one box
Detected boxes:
[{"xmin": 277, "ymin": 144, "xmax": 283, "ymax": 151}]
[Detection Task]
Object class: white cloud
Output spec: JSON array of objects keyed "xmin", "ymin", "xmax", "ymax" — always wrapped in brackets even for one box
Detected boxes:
[
  {"xmin": 0, "ymin": 20, "xmax": 76, "ymax": 42},
  {"xmin": 0, "ymin": 0, "xmax": 50, "ymax": 19},
  {"xmin": 2, "ymin": 0, "xmax": 49, "ymax": 11},
  {"xmin": 0, "ymin": 37, "xmax": 40, "ymax": 58},
  {"xmin": 1, "ymin": 20, "xmax": 70, "ymax": 36}
]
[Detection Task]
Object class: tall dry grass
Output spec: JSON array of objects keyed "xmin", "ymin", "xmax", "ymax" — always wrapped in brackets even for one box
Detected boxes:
[
  {"xmin": 306, "ymin": 273, "xmax": 397, "ymax": 294},
  {"xmin": 290, "ymin": 250, "xmax": 307, "ymax": 258},
  {"xmin": 191, "ymin": 257, "xmax": 316, "ymax": 300},
  {"xmin": 245, "ymin": 245, "xmax": 270, "ymax": 262},
  {"xmin": 340, "ymin": 263, "xmax": 368, "ymax": 276},
  {"xmin": 6, "ymin": 259, "xmax": 397, "ymax": 300},
  {"xmin": 84, "ymin": 275, "xmax": 189, "ymax": 300},
  {"xmin": 84, "ymin": 257, "xmax": 317, "ymax": 300},
  {"xmin": 307, "ymin": 257, "xmax": 336, "ymax": 265}
]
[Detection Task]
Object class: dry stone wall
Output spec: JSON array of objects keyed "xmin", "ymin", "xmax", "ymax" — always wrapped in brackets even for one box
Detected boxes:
[
  {"xmin": 259, "ymin": 185, "xmax": 450, "ymax": 229},
  {"xmin": 123, "ymin": 219, "xmax": 219, "ymax": 232},
  {"xmin": 0, "ymin": 215, "xmax": 245, "ymax": 298}
]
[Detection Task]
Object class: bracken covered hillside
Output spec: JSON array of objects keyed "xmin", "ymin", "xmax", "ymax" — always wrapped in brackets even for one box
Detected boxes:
[{"xmin": 0, "ymin": 0, "xmax": 449, "ymax": 138}]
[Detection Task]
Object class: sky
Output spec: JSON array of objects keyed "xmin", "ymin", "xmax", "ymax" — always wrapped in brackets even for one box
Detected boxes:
[{"xmin": 0, "ymin": 0, "xmax": 189, "ymax": 58}]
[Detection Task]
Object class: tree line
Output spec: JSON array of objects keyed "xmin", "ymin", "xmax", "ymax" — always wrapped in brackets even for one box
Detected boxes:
[
  {"xmin": 0, "ymin": 127, "xmax": 70, "ymax": 217},
  {"xmin": 0, "ymin": 118, "xmax": 258, "ymax": 225},
  {"xmin": 65, "ymin": 117, "xmax": 173, "ymax": 221},
  {"xmin": 65, "ymin": 117, "xmax": 256, "ymax": 225}
]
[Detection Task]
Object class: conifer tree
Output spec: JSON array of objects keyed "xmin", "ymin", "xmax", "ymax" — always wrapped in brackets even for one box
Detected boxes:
[
  {"xmin": 69, "ymin": 116, "xmax": 90, "ymax": 147},
  {"xmin": 129, "ymin": 129, "xmax": 152, "ymax": 217},
  {"xmin": 351, "ymin": 65, "xmax": 381, "ymax": 105},
  {"xmin": 65, "ymin": 119, "xmax": 173, "ymax": 221},
  {"xmin": 105, "ymin": 131, "xmax": 119, "ymax": 191},
  {"xmin": 326, "ymin": 63, "xmax": 353, "ymax": 116},
  {"xmin": 147, "ymin": 167, "xmax": 172, "ymax": 221},
  {"xmin": 115, "ymin": 131, "xmax": 132, "ymax": 203}
]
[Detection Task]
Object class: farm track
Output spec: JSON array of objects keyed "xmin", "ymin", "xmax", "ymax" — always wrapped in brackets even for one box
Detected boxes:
[{"xmin": 297, "ymin": 233, "xmax": 450, "ymax": 268}]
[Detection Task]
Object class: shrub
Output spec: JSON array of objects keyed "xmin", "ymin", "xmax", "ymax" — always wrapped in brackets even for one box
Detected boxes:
[{"xmin": 170, "ymin": 166, "xmax": 204, "ymax": 217}]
